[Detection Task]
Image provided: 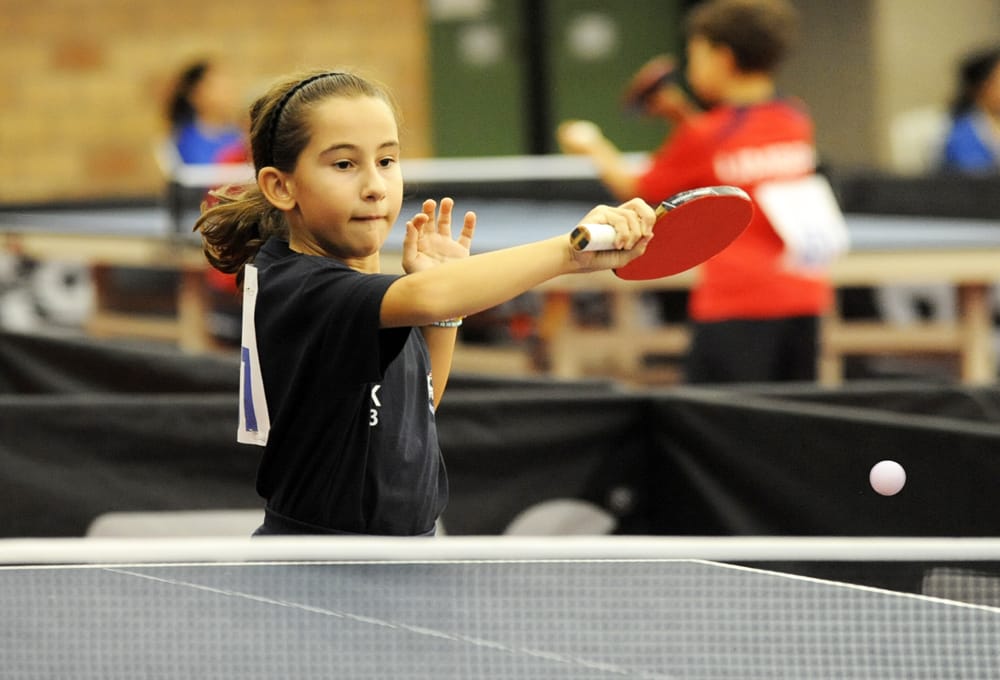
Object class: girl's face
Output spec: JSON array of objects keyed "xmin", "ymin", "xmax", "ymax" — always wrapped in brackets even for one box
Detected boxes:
[
  {"xmin": 191, "ymin": 65, "xmax": 241, "ymax": 124},
  {"xmin": 978, "ymin": 62, "xmax": 1000, "ymax": 116},
  {"xmin": 685, "ymin": 36, "xmax": 728, "ymax": 105},
  {"xmin": 283, "ymin": 95, "xmax": 403, "ymax": 262}
]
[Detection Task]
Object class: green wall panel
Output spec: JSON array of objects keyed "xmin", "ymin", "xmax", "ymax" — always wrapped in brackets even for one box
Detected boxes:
[
  {"xmin": 428, "ymin": 1, "xmax": 685, "ymax": 157},
  {"xmin": 545, "ymin": 0, "xmax": 684, "ymax": 153},
  {"xmin": 428, "ymin": 1, "xmax": 528, "ymax": 156}
]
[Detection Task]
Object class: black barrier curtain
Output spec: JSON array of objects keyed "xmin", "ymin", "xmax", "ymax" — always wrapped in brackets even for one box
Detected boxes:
[
  {"xmin": 2, "ymin": 330, "xmax": 1000, "ymax": 539},
  {"xmin": 436, "ymin": 389, "xmax": 651, "ymax": 535},
  {"xmin": 645, "ymin": 388, "xmax": 1000, "ymax": 536},
  {"xmin": 0, "ymin": 393, "xmax": 260, "ymax": 537},
  {"xmin": 0, "ymin": 330, "xmax": 239, "ymax": 394},
  {"xmin": 724, "ymin": 380, "xmax": 1000, "ymax": 423}
]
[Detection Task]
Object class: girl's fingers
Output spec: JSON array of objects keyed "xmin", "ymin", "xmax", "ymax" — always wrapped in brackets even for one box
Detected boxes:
[
  {"xmin": 401, "ymin": 218, "xmax": 419, "ymax": 264},
  {"xmin": 620, "ymin": 198, "xmax": 657, "ymax": 237},
  {"xmin": 457, "ymin": 211, "xmax": 477, "ymax": 249},
  {"xmin": 437, "ymin": 197, "xmax": 454, "ymax": 236},
  {"xmin": 589, "ymin": 209, "xmax": 642, "ymax": 250},
  {"xmin": 420, "ymin": 199, "xmax": 437, "ymax": 236},
  {"xmin": 414, "ymin": 198, "xmax": 472, "ymax": 249},
  {"xmin": 607, "ymin": 202, "xmax": 655, "ymax": 249}
]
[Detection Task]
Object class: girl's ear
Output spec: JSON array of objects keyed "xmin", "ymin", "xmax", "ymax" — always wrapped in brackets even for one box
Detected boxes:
[{"xmin": 257, "ymin": 167, "xmax": 296, "ymax": 210}]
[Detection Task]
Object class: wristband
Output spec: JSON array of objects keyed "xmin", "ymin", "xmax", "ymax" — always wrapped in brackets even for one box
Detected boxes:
[{"xmin": 430, "ymin": 317, "xmax": 464, "ymax": 328}]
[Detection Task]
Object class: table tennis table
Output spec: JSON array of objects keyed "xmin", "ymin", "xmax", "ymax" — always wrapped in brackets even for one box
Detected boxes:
[
  {"xmin": 2, "ymin": 536, "xmax": 999, "ymax": 679},
  {"xmin": 3, "ymin": 178, "xmax": 1000, "ymax": 383}
]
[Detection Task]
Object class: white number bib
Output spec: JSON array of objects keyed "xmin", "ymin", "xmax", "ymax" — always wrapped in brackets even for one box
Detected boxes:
[{"xmin": 754, "ymin": 175, "xmax": 850, "ymax": 274}]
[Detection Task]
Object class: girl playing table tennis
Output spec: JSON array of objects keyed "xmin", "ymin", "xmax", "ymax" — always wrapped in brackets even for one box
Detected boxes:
[{"xmin": 195, "ymin": 70, "xmax": 656, "ymax": 536}]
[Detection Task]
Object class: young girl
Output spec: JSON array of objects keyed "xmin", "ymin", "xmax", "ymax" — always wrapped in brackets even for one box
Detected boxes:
[{"xmin": 195, "ymin": 70, "xmax": 656, "ymax": 536}]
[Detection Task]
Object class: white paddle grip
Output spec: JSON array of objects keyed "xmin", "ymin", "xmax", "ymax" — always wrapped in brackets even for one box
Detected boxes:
[{"xmin": 570, "ymin": 223, "xmax": 618, "ymax": 252}]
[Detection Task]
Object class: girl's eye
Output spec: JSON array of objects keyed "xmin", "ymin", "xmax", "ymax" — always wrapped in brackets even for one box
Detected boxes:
[
  {"xmin": 379, "ymin": 157, "xmax": 397, "ymax": 168},
  {"xmin": 333, "ymin": 160, "xmax": 353, "ymax": 170}
]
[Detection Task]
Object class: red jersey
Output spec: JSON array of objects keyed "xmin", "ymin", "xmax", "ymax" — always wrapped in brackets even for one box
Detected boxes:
[{"xmin": 636, "ymin": 100, "xmax": 833, "ymax": 321}]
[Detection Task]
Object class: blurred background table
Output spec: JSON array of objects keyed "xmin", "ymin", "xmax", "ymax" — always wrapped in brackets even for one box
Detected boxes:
[{"xmin": 3, "ymin": 156, "xmax": 1000, "ymax": 384}]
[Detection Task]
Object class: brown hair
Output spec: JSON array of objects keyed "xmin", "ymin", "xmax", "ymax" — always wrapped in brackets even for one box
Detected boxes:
[
  {"xmin": 194, "ymin": 70, "xmax": 400, "ymax": 283},
  {"xmin": 685, "ymin": 0, "xmax": 799, "ymax": 73}
]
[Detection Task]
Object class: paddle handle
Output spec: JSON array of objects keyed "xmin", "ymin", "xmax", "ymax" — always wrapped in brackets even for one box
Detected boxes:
[
  {"xmin": 570, "ymin": 224, "xmax": 617, "ymax": 251},
  {"xmin": 570, "ymin": 204, "xmax": 668, "ymax": 252}
]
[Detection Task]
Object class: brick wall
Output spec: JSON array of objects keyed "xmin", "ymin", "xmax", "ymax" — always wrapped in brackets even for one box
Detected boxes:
[{"xmin": 0, "ymin": 0, "xmax": 429, "ymax": 204}]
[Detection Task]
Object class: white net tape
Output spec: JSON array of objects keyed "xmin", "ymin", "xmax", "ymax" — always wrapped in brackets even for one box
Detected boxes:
[{"xmin": 4, "ymin": 535, "xmax": 1000, "ymax": 566}]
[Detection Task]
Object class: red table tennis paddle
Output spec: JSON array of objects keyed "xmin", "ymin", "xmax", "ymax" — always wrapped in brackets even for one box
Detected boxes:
[{"xmin": 570, "ymin": 185, "xmax": 753, "ymax": 280}]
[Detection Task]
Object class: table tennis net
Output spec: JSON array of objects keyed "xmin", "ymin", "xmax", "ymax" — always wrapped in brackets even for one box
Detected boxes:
[{"xmin": 2, "ymin": 536, "xmax": 999, "ymax": 679}]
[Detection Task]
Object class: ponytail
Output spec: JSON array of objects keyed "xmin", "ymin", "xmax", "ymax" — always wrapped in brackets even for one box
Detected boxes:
[{"xmin": 194, "ymin": 183, "xmax": 288, "ymax": 286}]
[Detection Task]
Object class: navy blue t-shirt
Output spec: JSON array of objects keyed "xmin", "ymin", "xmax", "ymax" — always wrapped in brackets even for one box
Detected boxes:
[{"xmin": 248, "ymin": 238, "xmax": 447, "ymax": 535}]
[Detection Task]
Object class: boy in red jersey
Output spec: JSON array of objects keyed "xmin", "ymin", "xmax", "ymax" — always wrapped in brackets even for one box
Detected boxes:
[{"xmin": 559, "ymin": 0, "xmax": 834, "ymax": 383}]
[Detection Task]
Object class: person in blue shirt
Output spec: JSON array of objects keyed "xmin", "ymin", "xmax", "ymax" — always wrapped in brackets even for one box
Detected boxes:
[
  {"xmin": 940, "ymin": 47, "xmax": 1000, "ymax": 174},
  {"xmin": 167, "ymin": 59, "xmax": 248, "ymax": 164}
]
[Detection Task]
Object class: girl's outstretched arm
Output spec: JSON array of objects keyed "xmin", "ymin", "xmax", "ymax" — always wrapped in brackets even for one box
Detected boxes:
[{"xmin": 380, "ymin": 197, "xmax": 655, "ymax": 330}]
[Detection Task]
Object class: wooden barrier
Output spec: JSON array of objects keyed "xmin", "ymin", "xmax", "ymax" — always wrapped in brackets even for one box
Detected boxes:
[{"xmin": 4, "ymin": 230, "xmax": 1000, "ymax": 384}]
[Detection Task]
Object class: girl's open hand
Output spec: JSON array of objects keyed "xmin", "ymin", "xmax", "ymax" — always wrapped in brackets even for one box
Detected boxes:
[{"xmin": 402, "ymin": 198, "xmax": 476, "ymax": 274}]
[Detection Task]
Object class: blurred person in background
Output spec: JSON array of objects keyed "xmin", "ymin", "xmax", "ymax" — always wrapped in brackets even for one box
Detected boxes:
[
  {"xmin": 558, "ymin": 0, "xmax": 837, "ymax": 384},
  {"xmin": 940, "ymin": 46, "xmax": 1000, "ymax": 174},
  {"xmin": 163, "ymin": 58, "xmax": 250, "ymax": 345},
  {"xmin": 166, "ymin": 58, "xmax": 248, "ymax": 164}
]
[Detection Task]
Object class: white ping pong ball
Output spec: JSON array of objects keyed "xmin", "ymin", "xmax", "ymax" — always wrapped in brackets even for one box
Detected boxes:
[
  {"xmin": 869, "ymin": 460, "xmax": 906, "ymax": 496},
  {"xmin": 563, "ymin": 120, "xmax": 602, "ymax": 145}
]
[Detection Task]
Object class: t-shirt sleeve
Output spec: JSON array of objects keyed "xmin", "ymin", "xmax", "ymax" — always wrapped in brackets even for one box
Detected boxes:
[
  {"xmin": 275, "ymin": 266, "xmax": 407, "ymax": 384},
  {"xmin": 328, "ymin": 270, "xmax": 410, "ymax": 382}
]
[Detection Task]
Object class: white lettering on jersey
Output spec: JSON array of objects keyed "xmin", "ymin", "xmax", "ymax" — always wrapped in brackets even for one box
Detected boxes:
[
  {"xmin": 238, "ymin": 265, "xmax": 270, "ymax": 446},
  {"xmin": 713, "ymin": 142, "xmax": 815, "ymax": 186},
  {"xmin": 370, "ymin": 384, "xmax": 382, "ymax": 427}
]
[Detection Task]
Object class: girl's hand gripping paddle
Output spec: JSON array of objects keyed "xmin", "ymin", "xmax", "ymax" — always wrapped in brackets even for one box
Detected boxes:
[{"xmin": 570, "ymin": 186, "xmax": 754, "ymax": 280}]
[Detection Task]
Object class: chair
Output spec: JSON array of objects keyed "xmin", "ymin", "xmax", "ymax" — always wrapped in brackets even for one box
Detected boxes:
[{"xmin": 887, "ymin": 106, "xmax": 950, "ymax": 176}]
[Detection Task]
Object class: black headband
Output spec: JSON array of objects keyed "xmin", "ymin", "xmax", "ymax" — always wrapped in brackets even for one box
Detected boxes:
[{"xmin": 267, "ymin": 72, "xmax": 343, "ymax": 166}]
